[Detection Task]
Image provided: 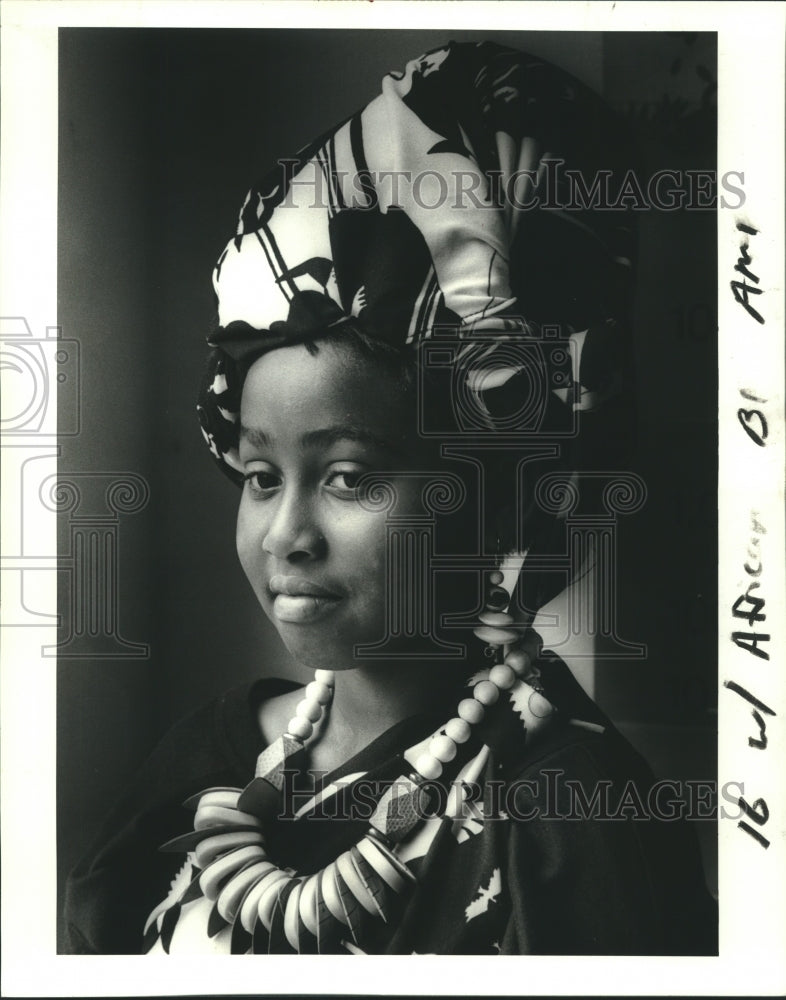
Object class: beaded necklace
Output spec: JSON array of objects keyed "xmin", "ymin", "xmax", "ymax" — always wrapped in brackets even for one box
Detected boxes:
[{"xmin": 149, "ymin": 581, "xmax": 570, "ymax": 954}]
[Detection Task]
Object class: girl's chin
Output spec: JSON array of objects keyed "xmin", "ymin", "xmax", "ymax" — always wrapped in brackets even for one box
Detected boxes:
[
  {"xmin": 264, "ymin": 608, "xmax": 388, "ymax": 670},
  {"xmin": 277, "ymin": 634, "xmax": 409, "ymax": 674},
  {"xmin": 273, "ymin": 631, "xmax": 369, "ymax": 673}
]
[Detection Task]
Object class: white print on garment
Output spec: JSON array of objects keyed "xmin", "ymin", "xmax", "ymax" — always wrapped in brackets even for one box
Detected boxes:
[
  {"xmin": 507, "ymin": 678, "xmax": 533, "ymax": 725},
  {"xmin": 466, "ymin": 668, "xmax": 491, "ymax": 688},
  {"xmin": 453, "ymin": 800, "xmax": 509, "ymax": 844},
  {"xmin": 143, "ymin": 854, "xmax": 195, "ymax": 936},
  {"xmin": 453, "ymin": 799, "xmax": 485, "ymax": 843},
  {"xmin": 209, "ymin": 372, "xmax": 228, "ymax": 395},
  {"xmin": 464, "ymin": 867, "xmax": 502, "ymax": 923}
]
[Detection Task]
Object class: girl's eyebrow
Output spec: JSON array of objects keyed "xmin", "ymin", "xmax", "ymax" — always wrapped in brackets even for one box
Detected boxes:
[
  {"xmin": 239, "ymin": 423, "xmax": 404, "ymax": 456},
  {"xmin": 239, "ymin": 424, "xmax": 271, "ymax": 449}
]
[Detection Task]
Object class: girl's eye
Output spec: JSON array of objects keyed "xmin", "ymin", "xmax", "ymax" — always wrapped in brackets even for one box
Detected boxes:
[
  {"xmin": 325, "ymin": 469, "xmax": 363, "ymax": 495},
  {"xmin": 243, "ymin": 470, "xmax": 280, "ymax": 495}
]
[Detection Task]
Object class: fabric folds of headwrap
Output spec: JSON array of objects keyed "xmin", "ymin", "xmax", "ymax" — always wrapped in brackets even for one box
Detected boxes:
[{"xmin": 197, "ymin": 40, "xmax": 638, "ymax": 487}]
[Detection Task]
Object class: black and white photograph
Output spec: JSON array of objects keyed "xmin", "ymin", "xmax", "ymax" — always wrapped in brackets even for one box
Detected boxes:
[{"xmin": 1, "ymin": 1, "xmax": 784, "ymax": 995}]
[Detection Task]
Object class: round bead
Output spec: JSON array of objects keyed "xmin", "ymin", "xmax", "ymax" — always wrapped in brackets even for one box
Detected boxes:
[
  {"xmin": 414, "ymin": 753, "xmax": 443, "ymax": 780},
  {"xmin": 305, "ymin": 680, "xmax": 332, "ymax": 705},
  {"xmin": 489, "ymin": 663, "xmax": 517, "ymax": 690},
  {"xmin": 473, "ymin": 680, "xmax": 500, "ymax": 706},
  {"xmin": 479, "ymin": 610, "xmax": 515, "ymax": 627},
  {"xmin": 528, "ymin": 690, "xmax": 554, "ymax": 718},
  {"xmin": 295, "ymin": 699, "xmax": 322, "ymax": 722},
  {"xmin": 287, "ymin": 716, "xmax": 314, "ymax": 740},
  {"xmin": 458, "ymin": 698, "xmax": 485, "ymax": 724},
  {"xmin": 444, "ymin": 717, "xmax": 472, "ymax": 744},
  {"xmin": 429, "ymin": 735, "xmax": 457, "ymax": 763},
  {"xmin": 488, "ymin": 570, "xmax": 504, "ymax": 585},
  {"xmin": 313, "ymin": 669, "xmax": 335, "ymax": 686},
  {"xmin": 504, "ymin": 648, "xmax": 532, "ymax": 675}
]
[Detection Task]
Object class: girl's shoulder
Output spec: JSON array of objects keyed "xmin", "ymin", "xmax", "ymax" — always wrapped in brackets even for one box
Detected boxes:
[
  {"xmin": 491, "ymin": 652, "xmax": 655, "ymax": 792},
  {"xmin": 127, "ymin": 676, "xmax": 303, "ymax": 801}
]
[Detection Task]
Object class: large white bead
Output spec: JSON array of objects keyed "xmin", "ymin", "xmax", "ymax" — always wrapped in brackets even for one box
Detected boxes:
[
  {"xmin": 444, "ymin": 717, "xmax": 472, "ymax": 744},
  {"xmin": 473, "ymin": 680, "xmax": 500, "ymax": 706},
  {"xmin": 489, "ymin": 663, "xmax": 517, "ymax": 690},
  {"xmin": 295, "ymin": 699, "xmax": 322, "ymax": 722},
  {"xmin": 479, "ymin": 610, "xmax": 515, "ymax": 627},
  {"xmin": 475, "ymin": 624, "xmax": 520, "ymax": 645},
  {"xmin": 313, "ymin": 669, "xmax": 335, "ymax": 686},
  {"xmin": 414, "ymin": 753, "xmax": 443, "ymax": 780},
  {"xmin": 458, "ymin": 698, "xmax": 485, "ymax": 724},
  {"xmin": 528, "ymin": 690, "xmax": 554, "ymax": 718},
  {"xmin": 429, "ymin": 734, "xmax": 457, "ymax": 763},
  {"xmin": 305, "ymin": 680, "xmax": 332, "ymax": 705},
  {"xmin": 504, "ymin": 648, "xmax": 531, "ymax": 675},
  {"xmin": 287, "ymin": 716, "xmax": 314, "ymax": 740}
]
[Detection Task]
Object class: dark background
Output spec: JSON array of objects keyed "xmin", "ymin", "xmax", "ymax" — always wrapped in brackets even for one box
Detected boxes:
[{"xmin": 57, "ymin": 28, "xmax": 718, "ymax": 949}]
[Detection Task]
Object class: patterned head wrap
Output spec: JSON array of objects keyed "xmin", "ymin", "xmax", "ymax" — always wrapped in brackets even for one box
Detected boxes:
[{"xmin": 198, "ymin": 40, "xmax": 637, "ymax": 579}]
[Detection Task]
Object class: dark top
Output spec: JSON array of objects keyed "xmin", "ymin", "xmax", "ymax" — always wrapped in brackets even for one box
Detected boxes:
[{"xmin": 63, "ymin": 658, "xmax": 717, "ymax": 955}]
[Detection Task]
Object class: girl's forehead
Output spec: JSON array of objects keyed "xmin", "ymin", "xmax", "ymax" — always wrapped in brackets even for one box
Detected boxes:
[{"xmin": 239, "ymin": 341, "xmax": 418, "ymax": 444}]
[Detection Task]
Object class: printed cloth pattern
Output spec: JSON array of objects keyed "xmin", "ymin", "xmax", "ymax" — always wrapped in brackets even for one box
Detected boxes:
[
  {"xmin": 63, "ymin": 673, "xmax": 718, "ymax": 956},
  {"xmin": 140, "ymin": 744, "xmax": 514, "ymax": 956},
  {"xmin": 198, "ymin": 40, "xmax": 637, "ymax": 484}
]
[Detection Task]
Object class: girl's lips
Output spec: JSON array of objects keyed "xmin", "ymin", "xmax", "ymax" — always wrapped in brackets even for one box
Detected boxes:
[
  {"xmin": 268, "ymin": 574, "xmax": 342, "ymax": 599},
  {"xmin": 271, "ymin": 593, "xmax": 342, "ymax": 624}
]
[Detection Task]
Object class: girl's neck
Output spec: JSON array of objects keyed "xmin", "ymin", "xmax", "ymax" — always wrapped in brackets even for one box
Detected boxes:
[{"xmin": 308, "ymin": 662, "xmax": 465, "ymax": 771}]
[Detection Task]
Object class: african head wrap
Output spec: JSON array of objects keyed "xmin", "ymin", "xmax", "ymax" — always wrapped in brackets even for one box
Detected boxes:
[{"xmin": 198, "ymin": 40, "xmax": 637, "ymax": 514}]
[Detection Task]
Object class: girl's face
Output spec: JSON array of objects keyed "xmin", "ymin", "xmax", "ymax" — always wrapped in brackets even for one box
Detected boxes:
[{"xmin": 236, "ymin": 340, "xmax": 431, "ymax": 671}]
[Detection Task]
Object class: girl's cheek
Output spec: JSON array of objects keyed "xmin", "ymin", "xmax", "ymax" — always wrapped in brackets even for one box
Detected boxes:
[
  {"xmin": 350, "ymin": 520, "xmax": 388, "ymax": 566},
  {"xmin": 236, "ymin": 503, "xmax": 265, "ymax": 571}
]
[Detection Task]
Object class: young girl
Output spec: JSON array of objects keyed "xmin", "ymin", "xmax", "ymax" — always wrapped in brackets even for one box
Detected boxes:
[{"xmin": 64, "ymin": 39, "xmax": 716, "ymax": 956}]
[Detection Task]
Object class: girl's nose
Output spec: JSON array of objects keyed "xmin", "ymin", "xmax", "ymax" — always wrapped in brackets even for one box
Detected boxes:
[{"xmin": 262, "ymin": 492, "xmax": 325, "ymax": 562}]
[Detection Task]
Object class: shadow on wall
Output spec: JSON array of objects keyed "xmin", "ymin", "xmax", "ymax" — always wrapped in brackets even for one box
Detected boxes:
[{"xmin": 599, "ymin": 31, "xmax": 718, "ymax": 896}]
